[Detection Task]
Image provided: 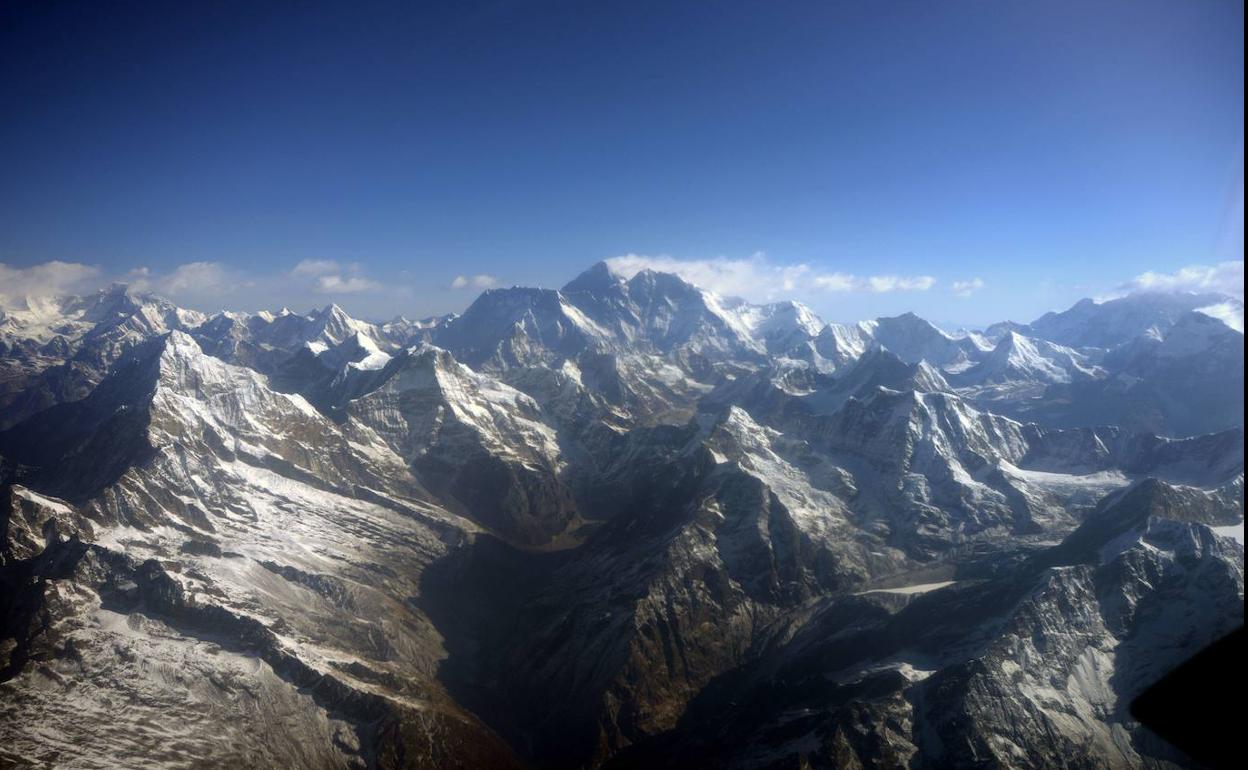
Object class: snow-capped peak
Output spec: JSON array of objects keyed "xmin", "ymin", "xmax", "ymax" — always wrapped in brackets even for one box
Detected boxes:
[{"xmin": 973, "ymin": 330, "xmax": 1096, "ymax": 384}]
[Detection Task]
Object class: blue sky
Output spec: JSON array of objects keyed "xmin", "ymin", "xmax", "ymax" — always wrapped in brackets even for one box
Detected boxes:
[{"xmin": 1, "ymin": 0, "xmax": 1242, "ymax": 326}]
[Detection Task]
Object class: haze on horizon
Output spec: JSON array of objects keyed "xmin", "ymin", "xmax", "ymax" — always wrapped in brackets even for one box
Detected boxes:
[{"xmin": 1, "ymin": 0, "xmax": 1243, "ymax": 327}]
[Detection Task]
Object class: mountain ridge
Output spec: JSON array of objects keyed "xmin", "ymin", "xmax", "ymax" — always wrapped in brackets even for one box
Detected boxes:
[{"xmin": 1, "ymin": 262, "xmax": 1242, "ymax": 769}]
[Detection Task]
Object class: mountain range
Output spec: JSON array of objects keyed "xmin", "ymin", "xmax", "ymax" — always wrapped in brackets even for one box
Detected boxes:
[{"xmin": 1, "ymin": 261, "xmax": 1243, "ymax": 769}]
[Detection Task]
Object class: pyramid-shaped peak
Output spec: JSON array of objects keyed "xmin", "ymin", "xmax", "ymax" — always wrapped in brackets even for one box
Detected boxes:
[
  {"xmin": 563, "ymin": 260, "xmax": 626, "ymax": 293},
  {"xmin": 318, "ymin": 302, "xmax": 351, "ymax": 319},
  {"xmin": 879, "ymin": 311, "xmax": 942, "ymax": 331}
]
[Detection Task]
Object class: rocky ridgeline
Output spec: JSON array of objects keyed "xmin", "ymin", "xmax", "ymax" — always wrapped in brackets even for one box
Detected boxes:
[{"xmin": 1, "ymin": 263, "xmax": 1243, "ymax": 768}]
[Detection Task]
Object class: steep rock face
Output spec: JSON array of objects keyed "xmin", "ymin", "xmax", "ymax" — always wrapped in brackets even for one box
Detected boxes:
[
  {"xmin": 215, "ymin": 303, "xmax": 393, "ymax": 356},
  {"xmin": 0, "ymin": 287, "xmax": 205, "ymax": 430},
  {"xmin": 809, "ymin": 312, "xmax": 988, "ymax": 376},
  {"xmin": 0, "ymin": 331, "xmax": 420, "ymax": 511},
  {"xmin": 433, "ymin": 415, "xmax": 878, "ymax": 769},
  {"xmin": 1013, "ymin": 424, "xmax": 1244, "ymax": 485},
  {"xmin": 1, "ymin": 267, "xmax": 1243, "ymax": 770},
  {"xmin": 919, "ymin": 482, "xmax": 1243, "ymax": 770},
  {"xmin": 1, "ymin": 485, "xmax": 94, "ymax": 566},
  {"xmin": 0, "ymin": 333, "xmax": 523, "ymax": 770},
  {"xmin": 435, "ymin": 263, "xmax": 807, "ymax": 374},
  {"xmin": 191, "ymin": 304, "xmax": 406, "ymax": 411},
  {"xmin": 0, "ymin": 534, "xmax": 523, "ymax": 770},
  {"xmin": 606, "ymin": 269, "xmax": 763, "ymax": 359},
  {"xmin": 803, "ymin": 389, "xmax": 1040, "ymax": 549},
  {"xmin": 700, "ymin": 349, "xmax": 947, "ymax": 431},
  {"xmin": 862, "ymin": 312, "xmax": 988, "ymax": 370},
  {"xmin": 705, "ymin": 370, "xmax": 1241, "ymax": 561},
  {"xmin": 805, "ymin": 349, "xmax": 951, "ymax": 416},
  {"xmin": 813, "ymin": 322, "xmax": 874, "ymax": 371},
  {"xmin": 605, "ymin": 479, "xmax": 1244, "ymax": 770},
  {"xmin": 959, "ymin": 330, "xmax": 1102, "ymax": 389},
  {"xmin": 1097, "ymin": 311, "xmax": 1244, "ymax": 436},
  {"xmin": 435, "ymin": 287, "xmax": 610, "ymax": 370},
  {"xmin": 513, "ymin": 349, "xmax": 716, "ymax": 430},
  {"xmin": 988, "ymin": 311, "xmax": 1245, "ymax": 437},
  {"xmin": 347, "ymin": 345, "xmax": 575, "ymax": 544},
  {"xmin": 731, "ymin": 299, "xmax": 825, "ymax": 358}
]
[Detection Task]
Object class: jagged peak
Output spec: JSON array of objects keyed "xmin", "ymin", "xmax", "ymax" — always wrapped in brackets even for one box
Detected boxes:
[
  {"xmin": 315, "ymin": 301, "xmax": 351, "ymax": 323},
  {"xmin": 987, "ymin": 329, "xmax": 1034, "ymax": 360},
  {"xmin": 1049, "ymin": 477, "xmax": 1242, "ymax": 566},
  {"xmin": 164, "ymin": 328, "xmax": 202, "ymax": 353},
  {"xmin": 748, "ymin": 299, "xmax": 825, "ymax": 339},
  {"xmin": 359, "ymin": 342, "xmax": 553, "ymax": 449},
  {"xmin": 562, "ymin": 260, "xmax": 626, "ymax": 294},
  {"xmin": 851, "ymin": 383, "xmax": 980, "ymax": 422},
  {"xmin": 912, "ymin": 358, "xmax": 952, "ymax": 389},
  {"xmin": 971, "ymin": 328, "xmax": 1093, "ymax": 384},
  {"xmin": 698, "ymin": 403, "xmax": 780, "ymax": 459},
  {"xmin": 155, "ymin": 330, "xmax": 224, "ymax": 386},
  {"xmin": 623, "ymin": 266, "xmax": 705, "ymax": 298},
  {"xmin": 394, "ymin": 343, "xmax": 517, "ymax": 394},
  {"xmin": 299, "ymin": 301, "xmax": 384, "ymax": 349}
]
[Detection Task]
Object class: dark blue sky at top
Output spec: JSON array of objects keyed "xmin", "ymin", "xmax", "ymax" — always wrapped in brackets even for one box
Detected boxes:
[{"xmin": 1, "ymin": 0, "xmax": 1242, "ymax": 324}]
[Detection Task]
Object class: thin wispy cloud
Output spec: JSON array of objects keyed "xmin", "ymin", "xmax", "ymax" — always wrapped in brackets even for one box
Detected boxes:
[
  {"xmin": 315, "ymin": 274, "xmax": 381, "ymax": 293},
  {"xmin": 290, "ymin": 259, "xmax": 342, "ymax": 277},
  {"xmin": 289, "ymin": 260, "xmax": 381, "ymax": 294},
  {"xmin": 450, "ymin": 274, "xmax": 500, "ymax": 290},
  {"xmin": 604, "ymin": 253, "xmax": 936, "ymax": 301},
  {"xmin": 138, "ymin": 261, "xmax": 232, "ymax": 296},
  {"xmin": 951, "ymin": 278, "xmax": 986, "ymax": 298},
  {"xmin": 861, "ymin": 274, "xmax": 937, "ymax": 293},
  {"xmin": 124, "ymin": 261, "xmax": 261, "ymax": 311}
]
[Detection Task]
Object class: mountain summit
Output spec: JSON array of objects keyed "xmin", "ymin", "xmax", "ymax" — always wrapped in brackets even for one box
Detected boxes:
[{"xmin": 1, "ymin": 263, "xmax": 1242, "ymax": 769}]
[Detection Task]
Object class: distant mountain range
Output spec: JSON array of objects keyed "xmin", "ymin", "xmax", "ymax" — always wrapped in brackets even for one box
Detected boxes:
[{"xmin": 1, "ymin": 262, "xmax": 1242, "ymax": 769}]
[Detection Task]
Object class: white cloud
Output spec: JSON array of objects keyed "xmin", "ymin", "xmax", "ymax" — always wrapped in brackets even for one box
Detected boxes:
[
  {"xmin": 809, "ymin": 272, "xmax": 856, "ymax": 292},
  {"xmin": 864, "ymin": 274, "xmax": 937, "ymax": 293},
  {"xmin": 158, "ymin": 261, "xmax": 230, "ymax": 295},
  {"xmin": 603, "ymin": 253, "xmax": 936, "ymax": 301},
  {"xmin": 1120, "ymin": 260, "xmax": 1243, "ymax": 300},
  {"xmin": 122, "ymin": 262, "xmax": 242, "ymax": 304},
  {"xmin": 450, "ymin": 274, "xmax": 500, "ymax": 290},
  {"xmin": 288, "ymin": 260, "xmax": 383, "ymax": 294},
  {"xmin": 315, "ymin": 274, "xmax": 381, "ymax": 293},
  {"xmin": 290, "ymin": 259, "xmax": 341, "ymax": 277},
  {"xmin": 951, "ymin": 278, "xmax": 986, "ymax": 298},
  {"xmin": 0, "ymin": 261, "xmax": 102, "ymax": 303}
]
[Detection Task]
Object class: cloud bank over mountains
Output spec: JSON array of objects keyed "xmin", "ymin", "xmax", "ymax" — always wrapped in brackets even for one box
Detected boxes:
[
  {"xmin": 0, "ymin": 260, "xmax": 102, "ymax": 300},
  {"xmin": 603, "ymin": 253, "xmax": 939, "ymax": 301},
  {"xmin": 1, "ymin": 259, "xmax": 409, "ymax": 318},
  {"xmin": 2, "ymin": 256, "xmax": 1243, "ymax": 328},
  {"xmin": 1120, "ymin": 260, "xmax": 1244, "ymax": 301}
]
